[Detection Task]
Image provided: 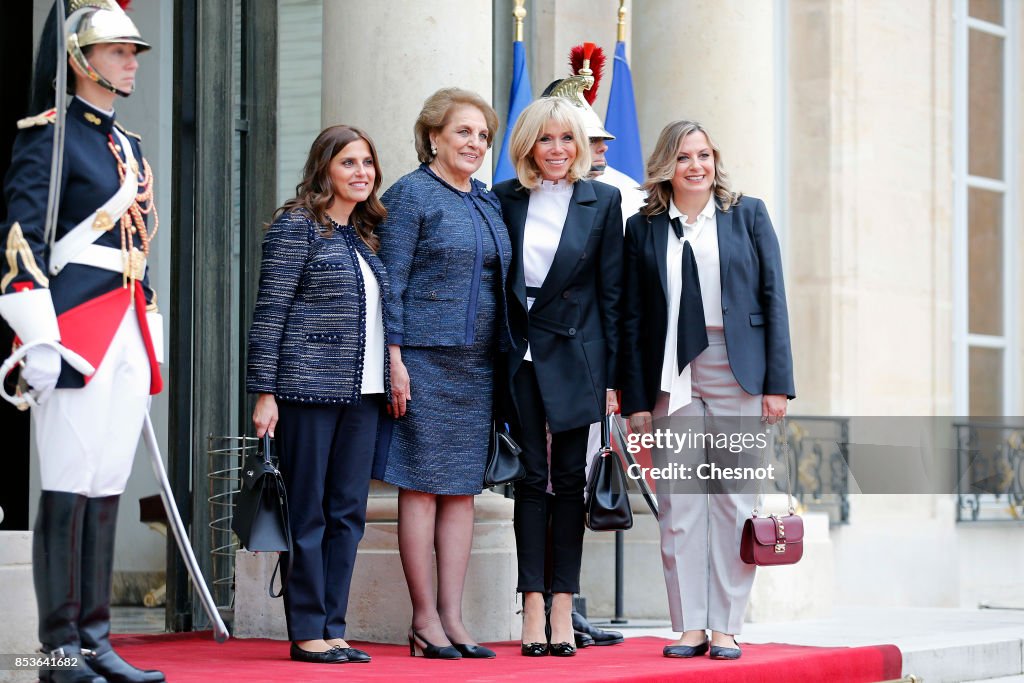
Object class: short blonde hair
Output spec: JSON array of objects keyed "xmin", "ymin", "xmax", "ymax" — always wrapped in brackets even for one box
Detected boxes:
[
  {"xmin": 508, "ymin": 97, "xmax": 592, "ymax": 189},
  {"xmin": 414, "ymin": 87, "xmax": 500, "ymax": 164},
  {"xmin": 641, "ymin": 120, "xmax": 740, "ymax": 215}
]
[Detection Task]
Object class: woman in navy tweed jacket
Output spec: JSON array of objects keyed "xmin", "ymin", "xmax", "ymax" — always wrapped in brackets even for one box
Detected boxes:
[
  {"xmin": 377, "ymin": 88, "xmax": 511, "ymax": 660},
  {"xmin": 246, "ymin": 125, "xmax": 390, "ymax": 665}
]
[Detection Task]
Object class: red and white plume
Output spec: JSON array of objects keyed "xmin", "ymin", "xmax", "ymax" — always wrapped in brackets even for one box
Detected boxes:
[{"xmin": 568, "ymin": 42, "xmax": 606, "ymax": 105}]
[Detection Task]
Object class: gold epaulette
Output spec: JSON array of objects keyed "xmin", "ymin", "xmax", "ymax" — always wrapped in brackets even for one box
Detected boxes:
[
  {"xmin": 114, "ymin": 121, "xmax": 142, "ymax": 140},
  {"xmin": 16, "ymin": 109, "xmax": 56, "ymax": 130}
]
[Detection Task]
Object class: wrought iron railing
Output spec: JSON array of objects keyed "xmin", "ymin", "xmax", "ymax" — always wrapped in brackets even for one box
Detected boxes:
[
  {"xmin": 954, "ymin": 420, "xmax": 1024, "ymax": 522},
  {"xmin": 609, "ymin": 415, "xmax": 850, "ymax": 525}
]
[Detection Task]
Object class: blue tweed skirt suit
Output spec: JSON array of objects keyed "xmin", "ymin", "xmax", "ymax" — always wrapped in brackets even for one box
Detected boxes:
[{"xmin": 378, "ymin": 165, "xmax": 512, "ymax": 495}]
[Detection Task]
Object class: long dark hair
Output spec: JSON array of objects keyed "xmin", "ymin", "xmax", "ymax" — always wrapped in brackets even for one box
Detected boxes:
[{"xmin": 275, "ymin": 125, "xmax": 386, "ymax": 251}]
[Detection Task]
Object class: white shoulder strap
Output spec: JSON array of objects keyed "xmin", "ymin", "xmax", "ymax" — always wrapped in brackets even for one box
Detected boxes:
[{"xmin": 49, "ymin": 127, "xmax": 139, "ymax": 276}]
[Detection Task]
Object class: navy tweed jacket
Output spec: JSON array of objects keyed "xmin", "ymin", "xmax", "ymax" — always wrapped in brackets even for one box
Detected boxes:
[
  {"xmin": 246, "ymin": 209, "xmax": 391, "ymax": 404},
  {"xmin": 378, "ymin": 165, "xmax": 512, "ymax": 349}
]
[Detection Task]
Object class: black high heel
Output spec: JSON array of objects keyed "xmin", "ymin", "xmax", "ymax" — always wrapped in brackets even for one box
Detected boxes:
[
  {"xmin": 521, "ymin": 603, "xmax": 548, "ymax": 657},
  {"xmin": 407, "ymin": 628, "xmax": 462, "ymax": 660},
  {"xmin": 546, "ymin": 600, "xmax": 576, "ymax": 657}
]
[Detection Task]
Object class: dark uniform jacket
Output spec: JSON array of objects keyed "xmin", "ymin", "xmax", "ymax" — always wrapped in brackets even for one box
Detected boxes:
[{"xmin": 0, "ymin": 97, "xmax": 160, "ymax": 390}]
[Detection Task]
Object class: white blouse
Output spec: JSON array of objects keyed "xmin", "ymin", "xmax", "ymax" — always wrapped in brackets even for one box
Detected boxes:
[
  {"xmin": 522, "ymin": 179, "xmax": 573, "ymax": 362},
  {"xmin": 659, "ymin": 195, "xmax": 720, "ymax": 414},
  {"xmin": 357, "ymin": 251, "xmax": 386, "ymax": 394}
]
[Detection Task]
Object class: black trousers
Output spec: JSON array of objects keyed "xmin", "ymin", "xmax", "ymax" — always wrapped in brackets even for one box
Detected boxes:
[
  {"xmin": 510, "ymin": 362, "xmax": 589, "ymax": 594},
  {"xmin": 276, "ymin": 396, "xmax": 381, "ymax": 641}
]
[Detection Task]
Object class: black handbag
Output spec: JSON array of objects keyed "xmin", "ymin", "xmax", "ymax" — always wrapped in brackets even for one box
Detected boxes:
[
  {"xmin": 484, "ymin": 422, "xmax": 525, "ymax": 487},
  {"xmin": 585, "ymin": 416, "xmax": 634, "ymax": 531},
  {"xmin": 232, "ymin": 435, "xmax": 292, "ymax": 597}
]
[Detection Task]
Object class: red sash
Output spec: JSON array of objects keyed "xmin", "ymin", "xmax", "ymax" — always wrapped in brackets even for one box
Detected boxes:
[{"xmin": 56, "ymin": 283, "xmax": 163, "ymax": 394}]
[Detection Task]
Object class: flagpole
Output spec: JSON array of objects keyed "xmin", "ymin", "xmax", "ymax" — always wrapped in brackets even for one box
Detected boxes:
[
  {"xmin": 495, "ymin": 0, "xmax": 534, "ymax": 183},
  {"xmin": 617, "ymin": 0, "xmax": 626, "ymax": 43}
]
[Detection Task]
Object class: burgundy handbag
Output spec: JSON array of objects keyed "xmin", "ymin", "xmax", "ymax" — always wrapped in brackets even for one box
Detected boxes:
[{"xmin": 740, "ymin": 420, "xmax": 804, "ymax": 566}]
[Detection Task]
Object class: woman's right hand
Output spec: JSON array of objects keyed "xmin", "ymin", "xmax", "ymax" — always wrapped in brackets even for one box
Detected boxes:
[
  {"xmin": 253, "ymin": 393, "xmax": 278, "ymax": 438},
  {"xmin": 388, "ymin": 344, "xmax": 411, "ymax": 417},
  {"xmin": 628, "ymin": 411, "xmax": 653, "ymax": 435}
]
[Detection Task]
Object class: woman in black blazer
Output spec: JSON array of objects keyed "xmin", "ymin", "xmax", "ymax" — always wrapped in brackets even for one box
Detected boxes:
[
  {"xmin": 493, "ymin": 97, "xmax": 622, "ymax": 657},
  {"xmin": 620, "ymin": 120, "xmax": 794, "ymax": 661}
]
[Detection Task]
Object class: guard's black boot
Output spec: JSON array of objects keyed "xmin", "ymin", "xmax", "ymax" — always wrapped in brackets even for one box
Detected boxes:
[
  {"xmin": 79, "ymin": 495, "xmax": 165, "ymax": 683},
  {"xmin": 571, "ymin": 610, "xmax": 624, "ymax": 646},
  {"xmin": 34, "ymin": 491, "xmax": 107, "ymax": 683}
]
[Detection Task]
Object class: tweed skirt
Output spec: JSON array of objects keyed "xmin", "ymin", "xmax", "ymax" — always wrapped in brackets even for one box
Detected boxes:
[{"xmin": 383, "ymin": 244, "xmax": 501, "ymax": 495}]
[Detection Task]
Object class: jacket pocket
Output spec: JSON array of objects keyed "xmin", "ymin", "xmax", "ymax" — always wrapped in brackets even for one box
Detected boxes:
[{"xmin": 749, "ymin": 312, "xmax": 765, "ymax": 327}]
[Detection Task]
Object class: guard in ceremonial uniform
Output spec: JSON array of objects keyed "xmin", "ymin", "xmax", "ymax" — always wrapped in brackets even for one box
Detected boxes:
[{"xmin": 0, "ymin": 2, "xmax": 164, "ymax": 681}]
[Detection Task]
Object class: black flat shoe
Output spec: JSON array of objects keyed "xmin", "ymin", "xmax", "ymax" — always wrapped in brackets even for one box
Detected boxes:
[
  {"xmin": 289, "ymin": 643, "xmax": 348, "ymax": 664},
  {"xmin": 408, "ymin": 629, "xmax": 462, "ymax": 660},
  {"xmin": 452, "ymin": 643, "xmax": 495, "ymax": 659},
  {"xmin": 337, "ymin": 647, "xmax": 371, "ymax": 663},
  {"xmin": 520, "ymin": 642, "xmax": 548, "ymax": 657},
  {"xmin": 663, "ymin": 637, "xmax": 710, "ymax": 658},
  {"xmin": 709, "ymin": 642, "xmax": 742, "ymax": 660},
  {"xmin": 571, "ymin": 610, "xmax": 624, "ymax": 646},
  {"xmin": 548, "ymin": 641, "xmax": 576, "ymax": 657}
]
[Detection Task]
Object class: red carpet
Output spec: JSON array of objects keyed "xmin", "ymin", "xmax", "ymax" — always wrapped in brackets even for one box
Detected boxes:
[{"xmin": 111, "ymin": 632, "xmax": 902, "ymax": 682}]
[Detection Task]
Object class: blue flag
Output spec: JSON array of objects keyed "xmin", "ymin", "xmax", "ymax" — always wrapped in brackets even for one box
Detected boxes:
[
  {"xmin": 605, "ymin": 41, "xmax": 644, "ymax": 183},
  {"xmin": 494, "ymin": 40, "xmax": 533, "ymax": 183}
]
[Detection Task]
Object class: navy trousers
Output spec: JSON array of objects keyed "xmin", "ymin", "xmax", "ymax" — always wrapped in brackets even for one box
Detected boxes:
[{"xmin": 276, "ymin": 396, "xmax": 381, "ymax": 641}]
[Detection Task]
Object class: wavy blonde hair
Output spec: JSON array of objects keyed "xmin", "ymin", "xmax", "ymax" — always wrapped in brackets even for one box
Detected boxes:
[
  {"xmin": 641, "ymin": 120, "xmax": 741, "ymax": 216},
  {"xmin": 508, "ymin": 98, "xmax": 592, "ymax": 189}
]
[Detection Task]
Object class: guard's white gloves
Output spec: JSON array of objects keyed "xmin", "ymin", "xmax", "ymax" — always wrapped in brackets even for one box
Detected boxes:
[{"xmin": 21, "ymin": 344, "xmax": 62, "ymax": 404}]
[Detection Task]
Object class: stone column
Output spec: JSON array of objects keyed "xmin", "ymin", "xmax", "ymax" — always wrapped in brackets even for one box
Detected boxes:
[
  {"xmin": 632, "ymin": 0, "xmax": 775, "ymax": 201},
  {"xmin": 322, "ymin": 1, "xmax": 495, "ymax": 187}
]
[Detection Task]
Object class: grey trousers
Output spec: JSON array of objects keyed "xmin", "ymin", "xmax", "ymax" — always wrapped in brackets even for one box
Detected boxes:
[{"xmin": 653, "ymin": 329, "xmax": 762, "ymax": 635}]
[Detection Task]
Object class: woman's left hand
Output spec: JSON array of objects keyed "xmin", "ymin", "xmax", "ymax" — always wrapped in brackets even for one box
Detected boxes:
[
  {"xmin": 762, "ymin": 394, "xmax": 787, "ymax": 425},
  {"xmin": 605, "ymin": 389, "xmax": 619, "ymax": 416}
]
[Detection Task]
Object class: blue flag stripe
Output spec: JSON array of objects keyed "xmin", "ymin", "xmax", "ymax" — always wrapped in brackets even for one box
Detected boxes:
[
  {"xmin": 604, "ymin": 41, "xmax": 644, "ymax": 184},
  {"xmin": 494, "ymin": 41, "xmax": 533, "ymax": 183}
]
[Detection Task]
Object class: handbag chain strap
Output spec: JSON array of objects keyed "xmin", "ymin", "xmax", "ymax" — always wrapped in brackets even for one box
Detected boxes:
[{"xmin": 752, "ymin": 416, "xmax": 796, "ymax": 518}]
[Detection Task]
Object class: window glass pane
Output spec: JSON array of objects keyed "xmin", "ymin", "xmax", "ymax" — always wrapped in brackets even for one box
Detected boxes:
[
  {"xmin": 969, "ymin": 346, "xmax": 1003, "ymax": 416},
  {"xmin": 277, "ymin": 0, "xmax": 324, "ymax": 207},
  {"xmin": 967, "ymin": 188, "xmax": 1003, "ymax": 336},
  {"xmin": 968, "ymin": 28, "xmax": 1003, "ymax": 179},
  {"xmin": 968, "ymin": 0, "xmax": 1003, "ymax": 25}
]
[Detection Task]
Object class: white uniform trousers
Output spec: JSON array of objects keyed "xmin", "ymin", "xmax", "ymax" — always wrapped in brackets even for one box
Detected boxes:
[
  {"xmin": 33, "ymin": 305, "xmax": 150, "ymax": 497},
  {"xmin": 653, "ymin": 329, "xmax": 762, "ymax": 635}
]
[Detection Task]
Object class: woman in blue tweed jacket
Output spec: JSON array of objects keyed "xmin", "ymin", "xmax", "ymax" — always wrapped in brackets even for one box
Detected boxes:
[
  {"xmin": 246, "ymin": 125, "xmax": 390, "ymax": 665},
  {"xmin": 377, "ymin": 88, "xmax": 511, "ymax": 660}
]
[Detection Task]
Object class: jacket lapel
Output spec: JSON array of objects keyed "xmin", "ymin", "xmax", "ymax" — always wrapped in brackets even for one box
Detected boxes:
[
  {"xmin": 535, "ymin": 180, "xmax": 596, "ymax": 308},
  {"xmin": 503, "ymin": 185, "xmax": 531, "ymax": 312},
  {"xmin": 650, "ymin": 212, "xmax": 670, "ymax": 299},
  {"xmin": 716, "ymin": 200, "xmax": 735, "ymax": 286}
]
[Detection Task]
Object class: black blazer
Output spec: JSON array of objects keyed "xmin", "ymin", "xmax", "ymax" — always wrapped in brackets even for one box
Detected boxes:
[
  {"xmin": 619, "ymin": 195, "xmax": 795, "ymax": 415},
  {"xmin": 494, "ymin": 178, "xmax": 623, "ymax": 433}
]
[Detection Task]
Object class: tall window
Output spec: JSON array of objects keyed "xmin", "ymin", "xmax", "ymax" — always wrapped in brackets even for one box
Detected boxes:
[{"xmin": 954, "ymin": 0, "xmax": 1018, "ymax": 416}]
